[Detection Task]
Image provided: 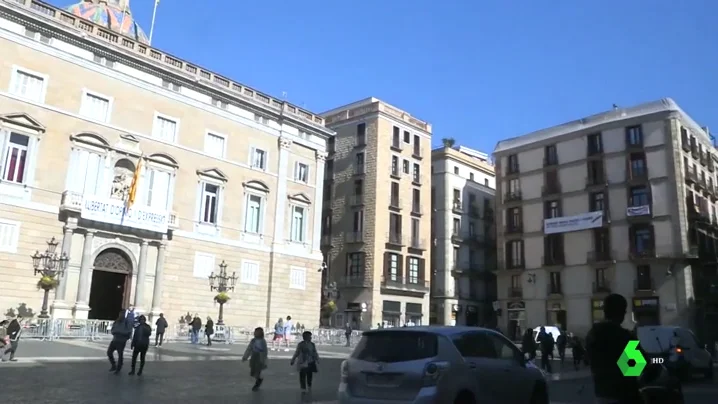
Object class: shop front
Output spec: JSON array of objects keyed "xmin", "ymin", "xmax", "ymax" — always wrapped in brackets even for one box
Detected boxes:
[
  {"xmin": 592, "ymin": 299, "xmax": 605, "ymax": 323},
  {"xmin": 632, "ymin": 297, "xmax": 660, "ymax": 326},
  {"xmin": 507, "ymin": 301, "xmax": 526, "ymax": 341}
]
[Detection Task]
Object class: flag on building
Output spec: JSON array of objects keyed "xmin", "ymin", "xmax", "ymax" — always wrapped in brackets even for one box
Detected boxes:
[{"xmin": 127, "ymin": 156, "xmax": 142, "ymax": 209}]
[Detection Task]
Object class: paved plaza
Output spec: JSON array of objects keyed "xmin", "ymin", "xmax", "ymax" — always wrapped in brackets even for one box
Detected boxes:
[{"xmin": 0, "ymin": 340, "xmax": 716, "ymax": 403}]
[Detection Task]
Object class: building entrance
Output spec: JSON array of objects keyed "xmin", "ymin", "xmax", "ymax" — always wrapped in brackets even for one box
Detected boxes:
[{"xmin": 89, "ymin": 249, "xmax": 132, "ymax": 320}]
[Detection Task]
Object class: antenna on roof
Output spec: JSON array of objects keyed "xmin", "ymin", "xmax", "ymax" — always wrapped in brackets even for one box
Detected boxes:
[
  {"xmin": 149, "ymin": 0, "xmax": 160, "ymax": 45},
  {"xmin": 612, "ymin": 104, "xmax": 619, "ymax": 110}
]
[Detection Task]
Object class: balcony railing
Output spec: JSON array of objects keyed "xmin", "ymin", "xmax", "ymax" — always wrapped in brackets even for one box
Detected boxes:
[
  {"xmin": 354, "ymin": 137, "xmax": 367, "ymax": 148},
  {"xmin": 338, "ymin": 274, "xmax": 369, "ymax": 288},
  {"xmin": 389, "ymin": 197, "xmax": 402, "ymax": 209},
  {"xmin": 355, "ymin": 164, "xmax": 366, "ymax": 175},
  {"xmin": 585, "ymin": 176, "xmax": 608, "ymax": 188},
  {"xmin": 504, "ymin": 191, "xmax": 522, "ymax": 202},
  {"xmin": 411, "ymin": 204, "xmax": 423, "ymax": 216},
  {"xmin": 345, "ymin": 232, "xmax": 364, "ymax": 243},
  {"xmin": 504, "ymin": 224, "xmax": 523, "ymax": 234},
  {"xmin": 412, "ymin": 176, "xmax": 422, "ymax": 185},
  {"xmin": 593, "ymin": 281, "xmax": 612, "ymax": 294},
  {"xmin": 349, "ymin": 194, "xmax": 364, "ymax": 205},
  {"xmin": 412, "ymin": 146, "xmax": 424, "ymax": 159},
  {"xmin": 387, "ymin": 232, "xmax": 404, "ymax": 245},
  {"xmin": 451, "ymin": 232, "xmax": 463, "ymax": 243},
  {"xmin": 627, "ymin": 169, "xmax": 648, "ymax": 182},
  {"xmin": 682, "ymin": 140, "xmax": 691, "ymax": 153},
  {"xmin": 634, "ymin": 278, "xmax": 655, "ymax": 292},
  {"xmin": 542, "ymin": 255, "xmax": 565, "ymax": 266},
  {"xmin": 409, "ymin": 238, "xmax": 427, "ymax": 250},
  {"xmin": 587, "ymin": 250, "xmax": 615, "ymax": 263},
  {"xmin": 508, "ymin": 287, "xmax": 523, "ymax": 298},
  {"xmin": 543, "ymin": 157, "xmax": 558, "ymax": 167},
  {"xmin": 547, "ymin": 284, "xmax": 563, "ymax": 295},
  {"xmin": 381, "ymin": 276, "xmax": 429, "ymax": 292},
  {"xmin": 452, "ymin": 199, "xmax": 463, "ymax": 213},
  {"xmin": 685, "ymin": 169, "xmax": 698, "ymax": 184},
  {"xmin": 542, "ymin": 185, "xmax": 561, "ymax": 197},
  {"xmin": 390, "ymin": 139, "xmax": 403, "ymax": 151}
]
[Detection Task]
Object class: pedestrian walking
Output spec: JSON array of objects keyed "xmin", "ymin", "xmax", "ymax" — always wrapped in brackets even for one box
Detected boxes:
[
  {"xmin": 242, "ymin": 327, "xmax": 268, "ymax": 391},
  {"xmin": 272, "ymin": 318, "xmax": 284, "ymax": 349},
  {"xmin": 107, "ymin": 311, "xmax": 132, "ymax": 374},
  {"xmin": 344, "ymin": 323, "xmax": 353, "ymax": 347},
  {"xmin": 1, "ymin": 316, "xmax": 22, "ymax": 362},
  {"xmin": 190, "ymin": 315, "xmax": 202, "ymax": 344},
  {"xmin": 521, "ymin": 328, "xmax": 536, "ymax": 361},
  {"xmin": 154, "ymin": 313, "xmax": 168, "ymax": 347},
  {"xmin": 129, "ymin": 315, "xmax": 151, "ymax": 376},
  {"xmin": 571, "ymin": 335, "xmax": 585, "ymax": 371},
  {"xmin": 205, "ymin": 316, "xmax": 214, "ymax": 346},
  {"xmin": 282, "ymin": 315, "xmax": 293, "ymax": 349},
  {"xmin": 556, "ymin": 329, "xmax": 567, "ymax": 365},
  {"xmin": 537, "ymin": 326, "xmax": 554, "ymax": 373},
  {"xmin": 291, "ymin": 331, "xmax": 319, "ymax": 393}
]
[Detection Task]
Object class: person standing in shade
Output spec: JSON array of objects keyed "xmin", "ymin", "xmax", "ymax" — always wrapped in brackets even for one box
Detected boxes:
[
  {"xmin": 344, "ymin": 323, "xmax": 353, "ymax": 347},
  {"xmin": 107, "ymin": 311, "xmax": 132, "ymax": 374},
  {"xmin": 129, "ymin": 315, "xmax": 151, "ymax": 376},
  {"xmin": 154, "ymin": 313, "xmax": 168, "ymax": 347},
  {"xmin": 205, "ymin": 316, "xmax": 214, "ymax": 346},
  {"xmin": 282, "ymin": 315, "xmax": 293, "ymax": 350}
]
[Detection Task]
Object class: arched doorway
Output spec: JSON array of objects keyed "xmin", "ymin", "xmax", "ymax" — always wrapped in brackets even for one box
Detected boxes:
[{"xmin": 89, "ymin": 248, "xmax": 132, "ymax": 320}]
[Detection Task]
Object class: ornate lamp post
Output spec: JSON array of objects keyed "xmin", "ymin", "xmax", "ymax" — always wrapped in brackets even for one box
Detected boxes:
[
  {"xmin": 319, "ymin": 262, "xmax": 338, "ymax": 326},
  {"xmin": 208, "ymin": 260, "xmax": 237, "ymax": 325},
  {"xmin": 31, "ymin": 237, "xmax": 69, "ymax": 319}
]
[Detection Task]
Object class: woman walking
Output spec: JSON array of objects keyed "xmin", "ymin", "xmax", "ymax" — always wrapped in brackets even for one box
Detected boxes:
[
  {"xmin": 129, "ymin": 315, "xmax": 151, "ymax": 376},
  {"xmin": 205, "ymin": 317, "xmax": 214, "ymax": 346},
  {"xmin": 290, "ymin": 331, "xmax": 320, "ymax": 393},
  {"xmin": 107, "ymin": 311, "xmax": 132, "ymax": 374},
  {"xmin": 242, "ymin": 327, "xmax": 268, "ymax": 391}
]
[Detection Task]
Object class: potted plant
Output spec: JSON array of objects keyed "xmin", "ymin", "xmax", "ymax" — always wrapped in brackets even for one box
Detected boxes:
[
  {"xmin": 37, "ymin": 275, "xmax": 59, "ymax": 290},
  {"xmin": 214, "ymin": 292, "xmax": 230, "ymax": 304}
]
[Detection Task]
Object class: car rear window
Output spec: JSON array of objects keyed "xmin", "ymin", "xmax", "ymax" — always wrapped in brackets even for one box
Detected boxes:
[{"xmin": 351, "ymin": 331, "xmax": 439, "ymax": 363}]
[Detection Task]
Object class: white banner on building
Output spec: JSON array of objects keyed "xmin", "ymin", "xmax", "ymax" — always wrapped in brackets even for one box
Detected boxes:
[
  {"xmin": 543, "ymin": 211, "xmax": 603, "ymax": 234},
  {"xmin": 81, "ymin": 195, "xmax": 169, "ymax": 233},
  {"xmin": 626, "ymin": 205, "xmax": 650, "ymax": 217}
]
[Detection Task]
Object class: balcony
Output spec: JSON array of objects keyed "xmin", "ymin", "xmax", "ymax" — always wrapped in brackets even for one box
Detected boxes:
[
  {"xmin": 504, "ymin": 224, "xmax": 523, "ymax": 235},
  {"xmin": 542, "ymin": 255, "xmax": 565, "ymax": 267},
  {"xmin": 412, "ymin": 146, "xmax": 424, "ymax": 159},
  {"xmin": 685, "ymin": 169, "xmax": 698, "ymax": 184},
  {"xmin": 354, "ymin": 137, "xmax": 366, "ymax": 149},
  {"xmin": 387, "ymin": 232, "xmax": 404, "ymax": 246},
  {"xmin": 60, "ymin": 190, "xmax": 175, "ymax": 233},
  {"xmin": 547, "ymin": 284, "xmax": 563, "ymax": 296},
  {"xmin": 349, "ymin": 194, "xmax": 364, "ymax": 206},
  {"xmin": 345, "ymin": 232, "xmax": 364, "ymax": 243},
  {"xmin": 506, "ymin": 165, "xmax": 520, "ymax": 176},
  {"xmin": 682, "ymin": 140, "xmax": 691, "ymax": 153},
  {"xmin": 390, "ymin": 140, "xmax": 403, "ymax": 152},
  {"xmin": 412, "ymin": 175, "xmax": 422, "ymax": 186},
  {"xmin": 338, "ymin": 274, "xmax": 370, "ymax": 288},
  {"xmin": 709, "ymin": 160, "xmax": 715, "ymax": 173},
  {"xmin": 390, "ymin": 169, "xmax": 401, "ymax": 180},
  {"xmin": 502, "ymin": 260, "xmax": 525, "ymax": 270},
  {"xmin": 707, "ymin": 183, "xmax": 717, "ymax": 201},
  {"xmin": 627, "ymin": 169, "xmax": 648, "ymax": 183},
  {"xmin": 587, "ymin": 250, "xmax": 616, "ymax": 265},
  {"xmin": 508, "ymin": 287, "xmax": 523, "ymax": 298},
  {"xmin": 411, "ymin": 203, "xmax": 423, "ymax": 216},
  {"xmin": 409, "ymin": 238, "xmax": 427, "ymax": 250},
  {"xmin": 585, "ymin": 176, "xmax": 608, "ymax": 189},
  {"xmin": 541, "ymin": 185, "xmax": 561, "ymax": 197},
  {"xmin": 452, "ymin": 199, "xmax": 463, "ymax": 213},
  {"xmin": 700, "ymin": 152, "xmax": 708, "ymax": 166},
  {"xmin": 504, "ymin": 191, "xmax": 522, "ymax": 202},
  {"xmin": 389, "ymin": 197, "xmax": 402, "ymax": 211},
  {"xmin": 697, "ymin": 176, "xmax": 708, "ymax": 191},
  {"xmin": 543, "ymin": 157, "xmax": 558, "ymax": 167},
  {"xmin": 354, "ymin": 164, "xmax": 366, "ymax": 176},
  {"xmin": 381, "ymin": 275, "xmax": 429, "ymax": 294},
  {"xmin": 593, "ymin": 281, "xmax": 612, "ymax": 294},
  {"xmin": 451, "ymin": 232, "xmax": 463, "ymax": 244},
  {"xmin": 634, "ymin": 278, "xmax": 655, "ymax": 293}
]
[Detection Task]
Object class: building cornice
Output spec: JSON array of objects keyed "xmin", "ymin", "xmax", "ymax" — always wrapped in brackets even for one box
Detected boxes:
[
  {"xmin": 321, "ymin": 98, "xmax": 432, "ymax": 135},
  {"xmin": 432, "ymin": 147, "xmax": 495, "ymax": 176},
  {"xmin": 0, "ymin": 0, "xmax": 333, "ymax": 138}
]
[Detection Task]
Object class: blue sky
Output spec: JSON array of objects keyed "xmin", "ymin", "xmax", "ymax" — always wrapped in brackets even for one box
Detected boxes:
[{"xmin": 56, "ymin": 0, "xmax": 717, "ymax": 153}]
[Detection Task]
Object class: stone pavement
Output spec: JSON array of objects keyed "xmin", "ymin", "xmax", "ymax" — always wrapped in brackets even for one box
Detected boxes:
[{"xmin": 549, "ymin": 375, "xmax": 718, "ymax": 403}]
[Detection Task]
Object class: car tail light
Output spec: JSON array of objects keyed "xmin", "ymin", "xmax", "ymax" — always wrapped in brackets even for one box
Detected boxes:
[
  {"xmin": 675, "ymin": 346, "xmax": 683, "ymax": 354},
  {"xmin": 422, "ymin": 361, "xmax": 449, "ymax": 387},
  {"xmin": 341, "ymin": 360, "xmax": 349, "ymax": 382}
]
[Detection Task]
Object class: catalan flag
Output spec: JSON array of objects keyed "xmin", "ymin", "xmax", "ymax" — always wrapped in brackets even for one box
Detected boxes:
[{"xmin": 127, "ymin": 156, "xmax": 142, "ymax": 209}]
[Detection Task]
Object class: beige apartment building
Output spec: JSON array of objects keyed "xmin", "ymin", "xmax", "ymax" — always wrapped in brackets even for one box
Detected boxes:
[
  {"xmin": 430, "ymin": 145, "xmax": 497, "ymax": 326},
  {"xmin": 0, "ymin": 0, "xmax": 333, "ymax": 327},
  {"xmin": 494, "ymin": 99, "xmax": 718, "ymax": 341},
  {"xmin": 320, "ymin": 98, "xmax": 432, "ymax": 329}
]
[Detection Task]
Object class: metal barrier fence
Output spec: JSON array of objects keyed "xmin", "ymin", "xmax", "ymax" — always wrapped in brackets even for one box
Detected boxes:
[{"xmin": 19, "ymin": 319, "xmax": 362, "ymax": 347}]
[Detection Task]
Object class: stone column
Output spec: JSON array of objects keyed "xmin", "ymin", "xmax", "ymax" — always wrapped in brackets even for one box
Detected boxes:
[
  {"xmin": 312, "ymin": 151, "xmax": 327, "ymax": 252},
  {"xmin": 150, "ymin": 243, "xmax": 166, "ymax": 319},
  {"xmin": 51, "ymin": 223, "xmax": 75, "ymax": 318},
  {"xmin": 133, "ymin": 240, "xmax": 149, "ymax": 312},
  {"xmin": 273, "ymin": 137, "xmax": 292, "ymax": 245},
  {"xmin": 73, "ymin": 230, "xmax": 95, "ymax": 319}
]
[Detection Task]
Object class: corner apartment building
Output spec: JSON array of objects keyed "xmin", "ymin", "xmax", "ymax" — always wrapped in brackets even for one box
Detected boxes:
[
  {"xmin": 0, "ymin": 0, "xmax": 332, "ymax": 327},
  {"xmin": 320, "ymin": 98, "xmax": 432, "ymax": 329},
  {"xmin": 430, "ymin": 145, "xmax": 497, "ymax": 326},
  {"xmin": 494, "ymin": 98, "xmax": 718, "ymax": 341}
]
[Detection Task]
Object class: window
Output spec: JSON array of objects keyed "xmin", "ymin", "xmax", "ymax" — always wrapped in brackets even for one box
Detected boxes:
[
  {"xmin": 549, "ymin": 272, "xmax": 562, "ymax": 293},
  {"xmin": 389, "ymin": 213, "xmax": 402, "ymax": 238},
  {"xmin": 355, "ymin": 152, "xmax": 365, "ymax": 172},
  {"xmin": 596, "ymin": 268, "xmax": 607, "ymax": 287},
  {"xmin": 545, "ymin": 200, "xmax": 560, "ymax": 218},
  {"xmin": 403, "ymin": 159, "xmax": 410, "ymax": 174},
  {"xmin": 354, "ymin": 331, "xmax": 438, "ymax": 362},
  {"xmin": 408, "ymin": 257, "xmax": 419, "ymax": 283},
  {"xmin": 545, "ymin": 170, "xmax": 559, "ymax": 192},
  {"xmin": 390, "ymin": 182, "xmax": 400, "ymax": 206},
  {"xmin": 290, "ymin": 205, "xmax": 307, "ymax": 243},
  {"xmin": 484, "ymin": 178, "xmax": 489, "ymax": 187},
  {"xmin": 144, "ymin": 169, "xmax": 171, "ymax": 210},
  {"xmin": 629, "ymin": 153, "xmax": 646, "ymax": 178},
  {"xmin": 193, "ymin": 252, "xmax": 215, "ymax": 278},
  {"xmin": 631, "ymin": 226, "xmax": 654, "ymax": 253},
  {"xmin": 354, "ymin": 179, "xmax": 363, "ymax": 196},
  {"xmin": 244, "ymin": 194, "xmax": 263, "ymax": 234},
  {"xmin": 9, "ymin": 68, "xmax": 46, "ymax": 102},
  {"xmin": 468, "ymin": 222, "xmax": 475, "ymax": 236},
  {"xmin": 629, "ymin": 186, "xmax": 649, "ymax": 207},
  {"xmin": 508, "ymin": 207, "xmax": 521, "ymax": 227},
  {"xmin": 626, "ymin": 125, "xmax": 643, "ymax": 146},
  {"xmin": 80, "ymin": 91, "xmax": 111, "ymax": 122},
  {"xmin": 511, "ymin": 275, "xmax": 520, "ymax": 288},
  {"xmin": 392, "ymin": 126, "xmax": 401, "ymax": 148},
  {"xmin": 0, "ymin": 219, "xmax": 20, "ymax": 253},
  {"xmin": 411, "ymin": 218, "xmax": 420, "ymax": 245},
  {"xmin": 454, "ymin": 166, "xmax": 459, "ymax": 175},
  {"xmin": 453, "ymin": 188, "xmax": 461, "ymax": 202},
  {"xmin": 347, "ymin": 252, "xmax": 365, "ymax": 277},
  {"xmin": 590, "ymin": 192, "xmax": 605, "ymax": 212},
  {"xmin": 404, "ymin": 130, "xmax": 411, "ymax": 144},
  {"xmin": 453, "ymin": 247, "xmax": 459, "ymax": 266},
  {"xmin": 152, "ymin": 115, "xmax": 178, "ymax": 142},
  {"xmin": 93, "ymin": 54, "xmax": 115, "ymax": 68},
  {"xmin": 66, "ymin": 148, "xmax": 103, "ymax": 195},
  {"xmin": 412, "ymin": 189, "xmax": 421, "ymax": 212},
  {"xmin": 391, "ymin": 156, "xmax": 399, "ymax": 176},
  {"xmin": 469, "ymin": 173, "xmax": 475, "ymax": 181},
  {"xmin": 506, "ymin": 240, "xmax": 524, "ymax": 268},
  {"xmin": 507, "ymin": 154, "xmax": 519, "ymax": 173},
  {"xmin": 544, "ymin": 234, "xmax": 563, "ymax": 263},
  {"xmin": 588, "ymin": 160, "xmax": 604, "ymax": 183},
  {"xmin": 161, "ymin": 80, "xmax": 181, "ymax": 92},
  {"xmin": 594, "ymin": 228, "xmax": 610, "ymax": 253},
  {"xmin": 545, "ymin": 145, "xmax": 558, "ymax": 165},
  {"xmin": 352, "ymin": 210, "xmax": 363, "ymax": 232},
  {"xmin": 204, "ymin": 132, "xmax": 226, "ymax": 158},
  {"xmin": 294, "ymin": 162, "xmax": 309, "ymax": 183},
  {"xmin": 413, "ymin": 163, "xmax": 421, "ymax": 183},
  {"xmin": 508, "ymin": 178, "xmax": 520, "ymax": 194},
  {"xmin": 199, "ymin": 182, "xmax": 219, "ymax": 224},
  {"xmin": 636, "ymin": 265, "xmax": 652, "ymax": 290},
  {"xmin": 453, "ymin": 218, "xmax": 461, "ymax": 235},
  {"xmin": 588, "ymin": 133, "xmax": 603, "ymax": 155},
  {"xmin": 250, "ymin": 147, "xmax": 267, "ymax": 170},
  {"xmin": 356, "ymin": 123, "xmax": 366, "ymax": 145},
  {"xmin": 2, "ymin": 133, "xmax": 30, "ymax": 184},
  {"xmin": 253, "ymin": 114, "xmax": 269, "ymax": 125},
  {"xmin": 289, "ymin": 267, "xmax": 306, "ymax": 290},
  {"xmin": 240, "ymin": 260, "xmax": 260, "ymax": 285},
  {"xmin": 387, "ymin": 253, "xmax": 400, "ymax": 280}
]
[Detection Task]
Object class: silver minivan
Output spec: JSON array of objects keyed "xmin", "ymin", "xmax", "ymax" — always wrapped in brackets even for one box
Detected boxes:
[{"xmin": 338, "ymin": 326, "xmax": 548, "ymax": 404}]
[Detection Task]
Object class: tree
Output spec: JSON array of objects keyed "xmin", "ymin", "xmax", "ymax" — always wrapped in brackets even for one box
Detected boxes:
[{"xmin": 441, "ymin": 137, "xmax": 455, "ymax": 148}]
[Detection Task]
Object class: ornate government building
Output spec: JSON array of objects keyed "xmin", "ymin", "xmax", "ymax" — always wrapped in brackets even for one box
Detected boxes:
[{"xmin": 0, "ymin": 0, "xmax": 332, "ymax": 326}]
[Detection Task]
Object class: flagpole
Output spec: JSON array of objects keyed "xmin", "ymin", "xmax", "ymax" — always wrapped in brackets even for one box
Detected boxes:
[
  {"xmin": 118, "ymin": 0, "xmax": 129, "ymax": 35},
  {"xmin": 149, "ymin": 0, "xmax": 159, "ymax": 45}
]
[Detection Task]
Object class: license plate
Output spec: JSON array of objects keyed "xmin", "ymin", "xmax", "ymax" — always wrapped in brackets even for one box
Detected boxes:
[{"xmin": 366, "ymin": 374, "xmax": 397, "ymax": 385}]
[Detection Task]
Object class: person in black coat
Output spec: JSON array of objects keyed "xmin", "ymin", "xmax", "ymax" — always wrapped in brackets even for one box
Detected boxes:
[
  {"xmin": 129, "ymin": 315, "xmax": 152, "ymax": 376},
  {"xmin": 521, "ymin": 328, "xmax": 536, "ymax": 360},
  {"xmin": 2, "ymin": 316, "xmax": 22, "ymax": 362},
  {"xmin": 205, "ymin": 317, "xmax": 214, "ymax": 346},
  {"xmin": 108, "ymin": 311, "xmax": 132, "ymax": 374},
  {"xmin": 154, "ymin": 313, "xmax": 168, "ymax": 347}
]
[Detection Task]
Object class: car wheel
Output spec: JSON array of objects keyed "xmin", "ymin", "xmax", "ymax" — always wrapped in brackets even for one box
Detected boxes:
[
  {"xmin": 705, "ymin": 361, "xmax": 714, "ymax": 380},
  {"xmin": 453, "ymin": 390, "xmax": 476, "ymax": 404},
  {"xmin": 530, "ymin": 382, "xmax": 549, "ymax": 404}
]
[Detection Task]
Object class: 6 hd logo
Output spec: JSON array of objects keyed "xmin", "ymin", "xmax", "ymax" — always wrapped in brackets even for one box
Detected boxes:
[{"xmin": 617, "ymin": 340, "xmax": 663, "ymax": 376}]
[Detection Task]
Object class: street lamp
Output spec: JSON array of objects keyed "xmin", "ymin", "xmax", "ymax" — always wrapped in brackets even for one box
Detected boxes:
[
  {"xmin": 31, "ymin": 237, "xmax": 69, "ymax": 319},
  {"xmin": 208, "ymin": 260, "xmax": 237, "ymax": 325}
]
